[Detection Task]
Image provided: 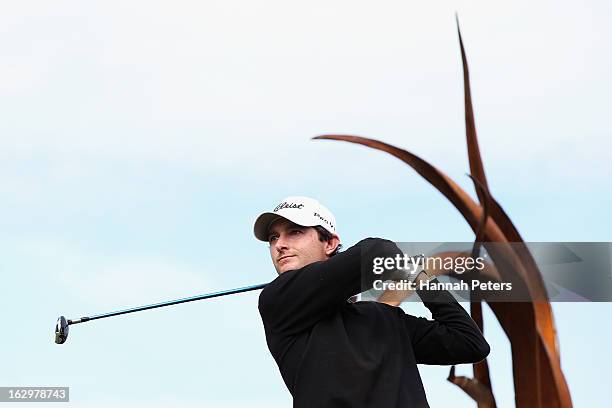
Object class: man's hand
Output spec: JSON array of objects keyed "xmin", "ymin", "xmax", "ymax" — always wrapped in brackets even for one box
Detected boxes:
[{"xmin": 377, "ymin": 270, "xmax": 432, "ymax": 307}]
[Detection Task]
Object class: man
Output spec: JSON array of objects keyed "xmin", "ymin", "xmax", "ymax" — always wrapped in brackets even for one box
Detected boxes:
[{"xmin": 255, "ymin": 196, "xmax": 490, "ymax": 408}]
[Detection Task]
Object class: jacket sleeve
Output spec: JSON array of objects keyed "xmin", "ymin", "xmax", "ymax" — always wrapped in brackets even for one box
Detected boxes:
[
  {"xmin": 258, "ymin": 237, "xmax": 401, "ymax": 336},
  {"xmin": 402, "ymin": 279, "xmax": 490, "ymax": 365}
]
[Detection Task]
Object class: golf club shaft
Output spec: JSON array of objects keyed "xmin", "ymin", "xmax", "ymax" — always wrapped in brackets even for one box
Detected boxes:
[{"xmin": 68, "ymin": 283, "xmax": 268, "ymax": 325}]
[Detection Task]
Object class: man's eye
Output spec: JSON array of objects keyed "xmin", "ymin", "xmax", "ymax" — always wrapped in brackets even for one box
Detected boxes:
[
  {"xmin": 268, "ymin": 236, "xmax": 278, "ymax": 243},
  {"xmin": 290, "ymin": 229, "xmax": 303, "ymax": 235}
]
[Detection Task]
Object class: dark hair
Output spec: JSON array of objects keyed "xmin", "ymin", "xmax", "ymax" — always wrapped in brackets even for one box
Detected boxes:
[{"xmin": 313, "ymin": 226, "xmax": 342, "ymax": 256}]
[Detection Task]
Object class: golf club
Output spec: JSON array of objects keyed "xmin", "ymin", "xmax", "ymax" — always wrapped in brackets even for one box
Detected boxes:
[{"xmin": 54, "ymin": 282, "xmax": 268, "ymax": 344}]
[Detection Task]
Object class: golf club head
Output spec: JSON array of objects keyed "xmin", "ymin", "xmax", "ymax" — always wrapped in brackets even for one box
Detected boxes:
[{"xmin": 55, "ymin": 316, "xmax": 69, "ymax": 344}]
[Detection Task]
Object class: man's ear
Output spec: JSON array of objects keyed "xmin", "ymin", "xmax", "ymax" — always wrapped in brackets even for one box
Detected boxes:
[{"xmin": 325, "ymin": 234, "xmax": 341, "ymax": 256}]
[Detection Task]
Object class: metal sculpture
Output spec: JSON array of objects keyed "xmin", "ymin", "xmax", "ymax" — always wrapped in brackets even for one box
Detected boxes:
[{"xmin": 314, "ymin": 19, "xmax": 573, "ymax": 408}]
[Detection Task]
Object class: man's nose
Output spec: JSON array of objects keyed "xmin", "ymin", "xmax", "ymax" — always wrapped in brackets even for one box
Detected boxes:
[{"xmin": 273, "ymin": 234, "xmax": 289, "ymax": 251}]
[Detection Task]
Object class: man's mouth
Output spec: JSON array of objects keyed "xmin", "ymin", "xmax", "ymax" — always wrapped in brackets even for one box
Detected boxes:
[{"xmin": 278, "ymin": 255, "xmax": 295, "ymax": 263}]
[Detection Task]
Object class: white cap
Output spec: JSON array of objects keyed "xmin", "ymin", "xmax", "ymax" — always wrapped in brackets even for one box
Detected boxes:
[{"xmin": 253, "ymin": 196, "xmax": 337, "ymax": 241}]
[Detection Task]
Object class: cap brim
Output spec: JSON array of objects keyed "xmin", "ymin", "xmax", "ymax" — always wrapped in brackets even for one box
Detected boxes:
[
  {"xmin": 253, "ymin": 211, "xmax": 325, "ymax": 241},
  {"xmin": 253, "ymin": 212, "xmax": 283, "ymax": 241}
]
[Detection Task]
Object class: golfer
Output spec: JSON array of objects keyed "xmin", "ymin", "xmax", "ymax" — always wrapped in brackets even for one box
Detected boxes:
[{"xmin": 255, "ymin": 196, "xmax": 490, "ymax": 408}]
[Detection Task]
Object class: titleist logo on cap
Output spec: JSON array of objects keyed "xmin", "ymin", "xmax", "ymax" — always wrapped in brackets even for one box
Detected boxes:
[{"xmin": 274, "ymin": 201, "xmax": 304, "ymax": 212}]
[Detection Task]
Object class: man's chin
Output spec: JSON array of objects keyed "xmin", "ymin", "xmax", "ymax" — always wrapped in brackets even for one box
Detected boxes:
[
  {"xmin": 277, "ymin": 259, "xmax": 301, "ymax": 274},
  {"xmin": 278, "ymin": 266, "xmax": 295, "ymax": 274}
]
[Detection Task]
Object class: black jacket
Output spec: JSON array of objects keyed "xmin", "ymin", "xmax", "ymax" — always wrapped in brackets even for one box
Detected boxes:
[{"xmin": 259, "ymin": 238, "xmax": 490, "ymax": 408}]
